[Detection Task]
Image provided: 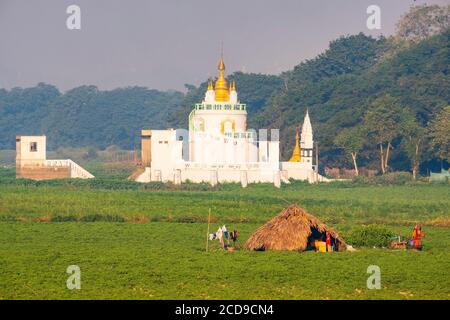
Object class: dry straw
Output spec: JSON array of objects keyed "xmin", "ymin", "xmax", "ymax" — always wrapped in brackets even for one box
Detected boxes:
[{"xmin": 245, "ymin": 204, "xmax": 346, "ymax": 252}]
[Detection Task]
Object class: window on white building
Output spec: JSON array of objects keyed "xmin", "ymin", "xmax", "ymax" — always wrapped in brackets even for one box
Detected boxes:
[{"xmin": 30, "ymin": 142, "xmax": 37, "ymax": 152}]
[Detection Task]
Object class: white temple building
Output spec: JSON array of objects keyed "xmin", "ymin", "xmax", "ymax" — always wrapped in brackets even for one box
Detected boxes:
[{"xmin": 132, "ymin": 56, "xmax": 327, "ymax": 187}]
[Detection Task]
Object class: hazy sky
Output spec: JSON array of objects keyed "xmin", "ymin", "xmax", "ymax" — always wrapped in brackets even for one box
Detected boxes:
[{"xmin": 0, "ymin": 0, "xmax": 448, "ymax": 92}]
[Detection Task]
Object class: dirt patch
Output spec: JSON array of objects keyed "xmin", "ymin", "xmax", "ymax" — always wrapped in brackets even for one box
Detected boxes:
[
  {"xmin": 426, "ymin": 217, "xmax": 450, "ymax": 227},
  {"xmin": 32, "ymin": 216, "xmax": 51, "ymax": 222},
  {"xmin": 126, "ymin": 216, "xmax": 150, "ymax": 223}
]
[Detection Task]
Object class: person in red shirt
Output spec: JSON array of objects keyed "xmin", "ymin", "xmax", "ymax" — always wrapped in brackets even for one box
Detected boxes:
[
  {"xmin": 412, "ymin": 224, "xmax": 425, "ymax": 250},
  {"xmin": 326, "ymin": 231, "xmax": 332, "ymax": 252}
]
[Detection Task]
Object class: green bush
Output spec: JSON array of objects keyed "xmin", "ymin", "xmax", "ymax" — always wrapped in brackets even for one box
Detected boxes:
[
  {"xmin": 79, "ymin": 214, "xmax": 125, "ymax": 222},
  {"xmin": 346, "ymin": 224, "xmax": 395, "ymax": 247},
  {"xmin": 175, "ymin": 215, "xmax": 204, "ymax": 223},
  {"xmin": 0, "ymin": 215, "xmax": 18, "ymax": 222},
  {"xmin": 0, "ymin": 167, "xmax": 15, "ymax": 179},
  {"xmin": 50, "ymin": 215, "xmax": 78, "ymax": 222},
  {"xmin": 352, "ymin": 172, "xmax": 415, "ymax": 185}
]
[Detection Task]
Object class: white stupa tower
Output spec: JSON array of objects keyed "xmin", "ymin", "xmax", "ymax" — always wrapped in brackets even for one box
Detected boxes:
[
  {"xmin": 229, "ymin": 80, "xmax": 238, "ymax": 104},
  {"xmin": 189, "ymin": 55, "xmax": 258, "ymax": 164},
  {"xmin": 133, "ymin": 54, "xmax": 322, "ymax": 186},
  {"xmin": 204, "ymin": 79, "xmax": 215, "ymax": 103},
  {"xmin": 300, "ymin": 109, "xmax": 313, "ymax": 164}
]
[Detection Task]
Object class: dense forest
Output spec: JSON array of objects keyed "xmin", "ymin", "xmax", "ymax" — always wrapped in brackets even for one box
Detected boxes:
[
  {"xmin": 171, "ymin": 4, "xmax": 450, "ymax": 175},
  {"xmin": 258, "ymin": 30, "xmax": 450, "ymax": 174},
  {"xmin": 0, "ymin": 85, "xmax": 183, "ymax": 150},
  {"xmin": 0, "ymin": 4, "xmax": 448, "ymax": 175}
]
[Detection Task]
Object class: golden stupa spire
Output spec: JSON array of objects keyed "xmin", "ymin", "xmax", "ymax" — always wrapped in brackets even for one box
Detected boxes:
[
  {"xmin": 214, "ymin": 52, "xmax": 230, "ymax": 102},
  {"xmin": 230, "ymin": 80, "xmax": 236, "ymax": 91},
  {"xmin": 207, "ymin": 79, "xmax": 213, "ymax": 90},
  {"xmin": 289, "ymin": 126, "xmax": 301, "ymax": 162}
]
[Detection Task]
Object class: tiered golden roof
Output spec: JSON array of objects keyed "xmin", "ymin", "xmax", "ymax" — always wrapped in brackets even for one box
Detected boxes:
[{"xmin": 214, "ymin": 56, "xmax": 230, "ymax": 102}]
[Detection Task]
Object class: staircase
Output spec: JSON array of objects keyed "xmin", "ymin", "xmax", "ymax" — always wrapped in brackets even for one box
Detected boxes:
[{"xmin": 45, "ymin": 159, "xmax": 94, "ymax": 179}]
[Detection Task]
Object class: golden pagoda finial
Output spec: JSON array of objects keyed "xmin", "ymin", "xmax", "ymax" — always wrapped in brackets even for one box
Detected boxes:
[
  {"xmin": 230, "ymin": 80, "xmax": 236, "ymax": 91},
  {"xmin": 218, "ymin": 56, "xmax": 225, "ymax": 71},
  {"xmin": 289, "ymin": 126, "xmax": 301, "ymax": 162},
  {"xmin": 214, "ymin": 53, "xmax": 229, "ymax": 102},
  {"xmin": 207, "ymin": 79, "xmax": 213, "ymax": 91}
]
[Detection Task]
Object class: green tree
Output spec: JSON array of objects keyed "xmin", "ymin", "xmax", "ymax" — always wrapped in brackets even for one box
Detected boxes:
[
  {"xmin": 334, "ymin": 126, "xmax": 365, "ymax": 176},
  {"xmin": 427, "ymin": 106, "xmax": 450, "ymax": 163},
  {"xmin": 363, "ymin": 95, "xmax": 403, "ymax": 174},
  {"xmin": 396, "ymin": 4, "xmax": 450, "ymax": 42},
  {"xmin": 399, "ymin": 110, "xmax": 424, "ymax": 179}
]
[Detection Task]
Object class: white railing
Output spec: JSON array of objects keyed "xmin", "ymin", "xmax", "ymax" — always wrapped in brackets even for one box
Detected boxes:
[
  {"xmin": 45, "ymin": 159, "xmax": 70, "ymax": 167},
  {"xmin": 45, "ymin": 159, "xmax": 94, "ymax": 179},
  {"xmin": 223, "ymin": 132, "xmax": 255, "ymax": 139},
  {"xmin": 182, "ymin": 162, "xmax": 277, "ymax": 171},
  {"xmin": 194, "ymin": 103, "xmax": 247, "ymax": 111}
]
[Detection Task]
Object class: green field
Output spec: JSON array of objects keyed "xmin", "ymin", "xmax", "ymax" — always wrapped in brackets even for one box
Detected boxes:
[{"xmin": 0, "ymin": 171, "xmax": 449, "ymax": 299}]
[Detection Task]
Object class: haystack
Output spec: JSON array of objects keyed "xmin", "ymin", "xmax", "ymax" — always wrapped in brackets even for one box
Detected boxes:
[{"xmin": 245, "ymin": 204, "xmax": 346, "ymax": 252}]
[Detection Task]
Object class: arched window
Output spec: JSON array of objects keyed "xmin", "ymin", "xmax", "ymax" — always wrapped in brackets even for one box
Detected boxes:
[
  {"xmin": 194, "ymin": 117, "xmax": 205, "ymax": 132},
  {"xmin": 220, "ymin": 118, "xmax": 235, "ymax": 135}
]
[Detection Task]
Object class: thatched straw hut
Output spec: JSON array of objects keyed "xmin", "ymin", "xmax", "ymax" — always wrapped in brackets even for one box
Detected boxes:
[{"xmin": 245, "ymin": 204, "xmax": 346, "ymax": 252}]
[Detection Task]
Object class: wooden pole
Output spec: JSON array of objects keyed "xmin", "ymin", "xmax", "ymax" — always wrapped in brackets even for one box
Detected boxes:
[
  {"xmin": 315, "ymin": 142, "xmax": 319, "ymax": 183},
  {"xmin": 206, "ymin": 208, "xmax": 211, "ymax": 252}
]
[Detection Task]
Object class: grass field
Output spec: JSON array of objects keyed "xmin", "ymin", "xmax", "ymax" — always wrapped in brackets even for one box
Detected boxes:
[{"xmin": 0, "ymin": 168, "xmax": 449, "ymax": 299}]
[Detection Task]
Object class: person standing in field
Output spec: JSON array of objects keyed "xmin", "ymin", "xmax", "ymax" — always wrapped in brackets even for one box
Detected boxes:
[
  {"xmin": 412, "ymin": 224, "xmax": 425, "ymax": 250},
  {"xmin": 326, "ymin": 231, "xmax": 332, "ymax": 252}
]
